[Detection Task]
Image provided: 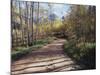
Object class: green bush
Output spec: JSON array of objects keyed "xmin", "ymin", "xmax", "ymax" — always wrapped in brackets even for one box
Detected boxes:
[
  {"xmin": 12, "ymin": 47, "xmax": 33, "ymax": 60},
  {"xmin": 33, "ymin": 39, "xmax": 46, "ymax": 45},
  {"xmin": 64, "ymin": 41, "xmax": 96, "ymax": 69},
  {"xmin": 33, "ymin": 37, "xmax": 56, "ymax": 45},
  {"xmin": 79, "ymin": 43, "xmax": 96, "ymax": 69}
]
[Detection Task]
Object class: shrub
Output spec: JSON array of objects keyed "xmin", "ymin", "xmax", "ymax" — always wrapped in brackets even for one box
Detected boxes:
[
  {"xmin": 64, "ymin": 41, "xmax": 96, "ymax": 69},
  {"xmin": 12, "ymin": 47, "xmax": 33, "ymax": 61}
]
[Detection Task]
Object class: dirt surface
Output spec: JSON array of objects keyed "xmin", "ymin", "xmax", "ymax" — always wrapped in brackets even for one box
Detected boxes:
[{"xmin": 11, "ymin": 39, "xmax": 82, "ymax": 75}]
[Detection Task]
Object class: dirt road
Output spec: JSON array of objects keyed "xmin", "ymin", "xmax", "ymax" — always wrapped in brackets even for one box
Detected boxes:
[{"xmin": 11, "ymin": 39, "xmax": 82, "ymax": 75}]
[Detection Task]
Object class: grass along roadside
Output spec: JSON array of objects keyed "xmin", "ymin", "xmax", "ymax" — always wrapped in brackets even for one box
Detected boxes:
[
  {"xmin": 11, "ymin": 37, "xmax": 57, "ymax": 61},
  {"xmin": 63, "ymin": 40, "xmax": 96, "ymax": 69}
]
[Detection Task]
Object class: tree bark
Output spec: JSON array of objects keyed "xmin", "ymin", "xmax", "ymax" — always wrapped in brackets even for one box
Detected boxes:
[
  {"xmin": 11, "ymin": 0, "xmax": 14, "ymax": 48},
  {"xmin": 19, "ymin": 1, "xmax": 24, "ymax": 46},
  {"xmin": 26, "ymin": 2, "xmax": 29, "ymax": 47},
  {"xmin": 31, "ymin": 2, "xmax": 34, "ymax": 44}
]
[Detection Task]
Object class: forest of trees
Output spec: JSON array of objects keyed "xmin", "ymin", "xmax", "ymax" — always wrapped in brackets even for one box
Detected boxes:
[
  {"xmin": 11, "ymin": 0, "xmax": 96, "ymax": 69},
  {"xmin": 63, "ymin": 5, "xmax": 96, "ymax": 69},
  {"xmin": 11, "ymin": 0, "xmax": 59, "ymax": 48}
]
